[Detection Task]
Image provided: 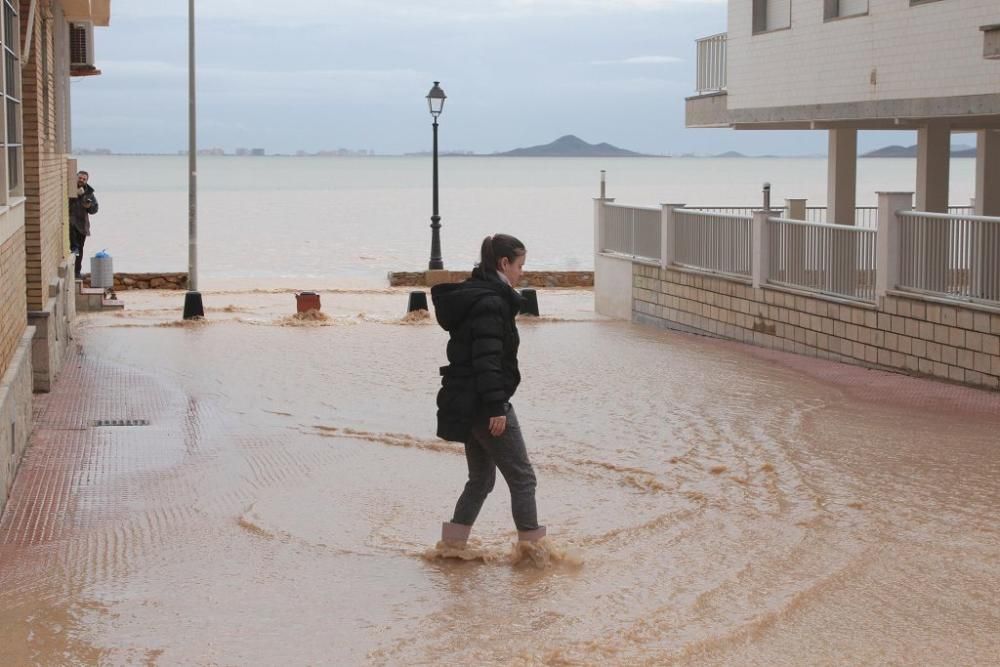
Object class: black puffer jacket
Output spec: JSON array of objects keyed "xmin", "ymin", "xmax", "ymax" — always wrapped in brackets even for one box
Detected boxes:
[{"xmin": 432, "ymin": 267, "xmax": 523, "ymax": 442}]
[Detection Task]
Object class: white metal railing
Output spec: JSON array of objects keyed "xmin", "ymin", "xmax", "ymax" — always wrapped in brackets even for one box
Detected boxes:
[
  {"xmin": 673, "ymin": 209, "xmax": 751, "ymax": 278},
  {"xmin": 695, "ymin": 33, "xmax": 727, "ymax": 94},
  {"xmin": 767, "ymin": 217, "xmax": 878, "ymax": 302},
  {"xmin": 805, "ymin": 206, "xmax": 878, "ymax": 228},
  {"xmin": 687, "ymin": 206, "xmax": 772, "ymax": 218},
  {"xmin": 601, "ymin": 203, "xmax": 661, "ymax": 262},
  {"xmin": 897, "ymin": 211, "xmax": 1000, "ymax": 305}
]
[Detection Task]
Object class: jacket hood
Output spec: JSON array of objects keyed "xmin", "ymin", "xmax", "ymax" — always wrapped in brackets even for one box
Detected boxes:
[{"xmin": 431, "ymin": 267, "xmax": 522, "ymax": 331}]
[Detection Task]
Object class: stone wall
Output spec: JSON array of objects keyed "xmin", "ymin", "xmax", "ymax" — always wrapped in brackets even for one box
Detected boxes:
[
  {"xmin": 78, "ymin": 272, "xmax": 189, "ymax": 290},
  {"xmin": 113, "ymin": 273, "xmax": 188, "ymax": 290},
  {"xmin": 632, "ymin": 264, "xmax": 1000, "ymax": 391},
  {"xmin": 0, "ymin": 329, "xmax": 34, "ymax": 519},
  {"xmin": 389, "ymin": 270, "xmax": 593, "ymax": 288}
]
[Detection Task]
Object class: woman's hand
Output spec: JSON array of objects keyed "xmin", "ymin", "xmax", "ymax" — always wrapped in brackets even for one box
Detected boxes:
[{"xmin": 488, "ymin": 415, "xmax": 507, "ymax": 437}]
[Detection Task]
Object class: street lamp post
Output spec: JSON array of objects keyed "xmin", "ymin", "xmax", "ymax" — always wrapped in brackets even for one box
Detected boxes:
[
  {"xmin": 426, "ymin": 82, "xmax": 446, "ymax": 271},
  {"xmin": 183, "ymin": 0, "xmax": 204, "ymax": 319}
]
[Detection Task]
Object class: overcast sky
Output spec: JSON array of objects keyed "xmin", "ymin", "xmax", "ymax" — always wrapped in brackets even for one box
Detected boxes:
[{"xmin": 71, "ymin": 0, "xmax": 915, "ymax": 156}]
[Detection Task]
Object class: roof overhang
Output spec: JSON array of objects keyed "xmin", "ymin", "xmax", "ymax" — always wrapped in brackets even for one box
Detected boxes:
[
  {"xmin": 61, "ymin": 0, "xmax": 111, "ymax": 27},
  {"xmin": 687, "ymin": 92, "xmax": 1000, "ymax": 130}
]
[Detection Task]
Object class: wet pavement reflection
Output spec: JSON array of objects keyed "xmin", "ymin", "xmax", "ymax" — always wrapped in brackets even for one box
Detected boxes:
[{"xmin": 1, "ymin": 288, "xmax": 998, "ymax": 665}]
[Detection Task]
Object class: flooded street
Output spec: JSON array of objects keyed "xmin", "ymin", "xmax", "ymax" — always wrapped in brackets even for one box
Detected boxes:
[{"xmin": 1, "ymin": 288, "xmax": 998, "ymax": 665}]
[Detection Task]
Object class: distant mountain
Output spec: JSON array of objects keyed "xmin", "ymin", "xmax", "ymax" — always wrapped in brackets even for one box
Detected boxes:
[
  {"xmin": 714, "ymin": 151, "xmax": 747, "ymax": 158},
  {"xmin": 863, "ymin": 144, "xmax": 977, "ymax": 158},
  {"xmin": 495, "ymin": 135, "xmax": 648, "ymax": 157}
]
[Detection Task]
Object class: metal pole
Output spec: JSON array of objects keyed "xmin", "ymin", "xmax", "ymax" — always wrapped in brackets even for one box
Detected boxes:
[
  {"xmin": 183, "ymin": 0, "xmax": 204, "ymax": 318},
  {"xmin": 428, "ymin": 118, "xmax": 443, "ymax": 270},
  {"xmin": 600, "ymin": 170, "xmax": 606, "ymax": 199},
  {"xmin": 188, "ymin": 0, "xmax": 197, "ymax": 291}
]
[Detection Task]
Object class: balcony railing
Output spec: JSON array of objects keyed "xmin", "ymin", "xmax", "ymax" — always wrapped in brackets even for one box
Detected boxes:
[
  {"xmin": 767, "ymin": 217, "xmax": 878, "ymax": 302},
  {"xmin": 600, "ymin": 203, "xmax": 661, "ymax": 263},
  {"xmin": 897, "ymin": 211, "xmax": 1000, "ymax": 305},
  {"xmin": 673, "ymin": 209, "xmax": 752, "ymax": 279},
  {"xmin": 695, "ymin": 33, "xmax": 727, "ymax": 95}
]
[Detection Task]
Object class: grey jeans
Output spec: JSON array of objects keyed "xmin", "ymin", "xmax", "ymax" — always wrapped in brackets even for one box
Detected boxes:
[{"xmin": 451, "ymin": 405, "xmax": 540, "ymax": 532}]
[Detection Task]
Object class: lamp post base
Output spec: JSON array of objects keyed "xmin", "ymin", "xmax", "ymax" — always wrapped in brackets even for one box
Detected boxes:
[{"xmin": 183, "ymin": 291, "xmax": 205, "ymax": 319}]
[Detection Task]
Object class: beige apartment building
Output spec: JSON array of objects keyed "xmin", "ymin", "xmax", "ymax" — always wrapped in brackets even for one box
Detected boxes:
[
  {"xmin": 595, "ymin": 0, "xmax": 1000, "ymax": 391},
  {"xmin": 688, "ymin": 0, "xmax": 999, "ymax": 219},
  {"xmin": 1, "ymin": 0, "xmax": 110, "ymax": 515}
]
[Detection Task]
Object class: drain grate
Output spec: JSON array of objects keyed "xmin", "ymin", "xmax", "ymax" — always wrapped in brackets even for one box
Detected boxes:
[{"xmin": 92, "ymin": 419, "xmax": 151, "ymax": 427}]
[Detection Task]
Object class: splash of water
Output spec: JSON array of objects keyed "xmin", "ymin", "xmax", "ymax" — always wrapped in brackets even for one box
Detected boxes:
[{"xmin": 423, "ymin": 537, "xmax": 584, "ymax": 569}]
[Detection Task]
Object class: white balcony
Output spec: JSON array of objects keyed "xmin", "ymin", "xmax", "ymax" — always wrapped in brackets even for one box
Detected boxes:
[
  {"xmin": 687, "ymin": 33, "xmax": 730, "ymax": 128},
  {"xmin": 695, "ymin": 33, "xmax": 727, "ymax": 95}
]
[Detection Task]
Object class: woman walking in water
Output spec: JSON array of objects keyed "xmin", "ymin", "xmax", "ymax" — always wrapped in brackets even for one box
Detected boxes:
[{"xmin": 431, "ymin": 234, "xmax": 546, "ymax": 548}]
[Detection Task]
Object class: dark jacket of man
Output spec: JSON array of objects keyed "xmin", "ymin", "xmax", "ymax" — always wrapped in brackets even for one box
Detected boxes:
[
  {"xmin": 432, "ymin": 267, "xmax": 523, "ymax": 442},
  {"xmin": 69, "ymin": 183, "xmax": 98, "ymax": 236}
]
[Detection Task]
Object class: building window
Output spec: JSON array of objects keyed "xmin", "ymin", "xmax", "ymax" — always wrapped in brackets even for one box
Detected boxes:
[
  {"xmin": 753, "ymin": 0, "xmax": 791, "ymax": 34},
  {"xmin": 2, "ymin": 0, "xmax": 21, "ymax": 197},
  {"xmin": 824, "ymin": 0, "xmax": 868, "ymax": 20}
]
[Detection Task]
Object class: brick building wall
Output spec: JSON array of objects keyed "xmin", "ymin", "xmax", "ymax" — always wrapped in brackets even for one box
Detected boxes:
[
  {"xmin": 0, "ymin": 228, "xmax": 27, "ymax": 379},
  {"xmin": 632, "ymin": 265, "xmax": 1000, "ymax": 391},
  {"xmin": 727, "ymin": 0, "xmax": 1000, "ymax": 110},
  {"xmin": 23, "ymin": 2, "xmax": 68, "ymax": 314}
]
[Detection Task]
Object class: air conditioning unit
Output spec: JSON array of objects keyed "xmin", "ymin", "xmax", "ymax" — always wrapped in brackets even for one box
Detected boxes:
[{"xmin": 70, "ymin": 22, "xmax": 94, "ymax": 68}]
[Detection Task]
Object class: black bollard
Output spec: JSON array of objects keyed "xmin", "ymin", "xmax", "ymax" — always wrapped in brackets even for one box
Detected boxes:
[
  {"xmin": 183, "ymin": 290, "xmax": 205, "ymax": 320},
  {"xmin": 407, "ymin": 290, "xmax": 429, "ymax": 313},
  {"xmin": 520, "ymin": 289, "xmax": 539, "ymax": 316}
]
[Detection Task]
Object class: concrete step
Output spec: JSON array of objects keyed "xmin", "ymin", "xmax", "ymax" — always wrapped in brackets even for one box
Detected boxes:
[{"xmin": 75, "ymin": 280, "xmax": 125, "ymax": 312}]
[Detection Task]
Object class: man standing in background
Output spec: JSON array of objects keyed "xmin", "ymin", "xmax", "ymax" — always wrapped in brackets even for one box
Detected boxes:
[{"xmin": 69, "ymin": 170, "xmax": 99, "ymax": 280}]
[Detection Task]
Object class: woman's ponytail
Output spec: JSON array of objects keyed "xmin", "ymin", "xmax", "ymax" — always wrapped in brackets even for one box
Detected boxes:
[{"xmin": 480, "ymin": 235, "xmax": 497, "ymax": 275}]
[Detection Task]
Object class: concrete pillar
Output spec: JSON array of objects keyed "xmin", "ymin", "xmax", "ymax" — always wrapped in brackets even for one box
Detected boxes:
[
  {"xmin": 916, "ymin": 121, "xmax": 951, "ymax": 213},
  {"xmin": 783, "ymin": 198, "xmax": 807, "ymax": 284},
  {"xmin": 876, "ymin": 192, "xmax": 914, "ymax": 297},
  {"xmin": 660, "ymin": 203, "xmax": 685, "ymax": 269},
  {"xmin": 974, "ymin": 130, "xmax": 1000, "ymax": 301},
  {"xmin": 975, "ymin": 130, "xmax": 1000, "ymax": 217},
  {"xmin": 752, "ymin": 210, "xmax": 770, "ymax": 289},
  {"xmin": 785, "ymin": 198, "xmax": 807, "ymax": 221},
  {"xmin": 827, "ymin": 129, "xmax": 857, "ymax": 226}
]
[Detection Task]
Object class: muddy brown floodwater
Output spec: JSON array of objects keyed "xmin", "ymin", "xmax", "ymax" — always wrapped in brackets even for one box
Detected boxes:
[{"xmin": 1, "ymin": 288, "xmax": 998, "ymax": 665}]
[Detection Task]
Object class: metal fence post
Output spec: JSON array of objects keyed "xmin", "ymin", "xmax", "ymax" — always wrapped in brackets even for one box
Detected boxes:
[
  {"xmin": 752, "ymin": 210, "xmax": 770, "ymax": 289},
  {"xmin": 594, "ymin": 197, "xmax": 615, "ymax": 256},
  {"xmin": 661, "ymin": 203, "xmax": 685, "ymax": 269}
]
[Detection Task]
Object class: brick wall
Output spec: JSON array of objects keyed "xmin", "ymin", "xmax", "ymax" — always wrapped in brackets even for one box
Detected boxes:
[
  {"xmin": 0, "ymin": 228, "xmax": 27, "ymax": 380},
  {"xmin": 22, "ymin": 3, "xmax": 68, "ymax": 313},
  {"xmin": 727, "ymin": 0, "xmax": 1000, "ymax": 110},
  {"xmin": 633, "ymin": 264, "xmax": 1000, "ymax": 391}
]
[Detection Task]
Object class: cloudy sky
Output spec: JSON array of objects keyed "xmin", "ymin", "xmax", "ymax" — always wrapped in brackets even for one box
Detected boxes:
[{"xmin": 71, "ymin": 0, "xmax": 910, "ymax": 155}]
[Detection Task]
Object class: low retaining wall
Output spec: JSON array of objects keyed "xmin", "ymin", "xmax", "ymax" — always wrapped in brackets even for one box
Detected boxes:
[
  {"xmin": 0, "ymin": 329, "xmax": 34, "ymax": 519},
  {"xmin": 80, "ymin": 272, "xmax": 188, "ymax": 290},
  {"xmin": 389, "ymin": 270, "xmax": 593, "ymax": 288},
  {"xmin": 629, "ymin": 263, "xmax": 1000, "ymax": 391},
  {"xmin": 28, "ymin": 260, "xmax": 76, "ymax": 393}
]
